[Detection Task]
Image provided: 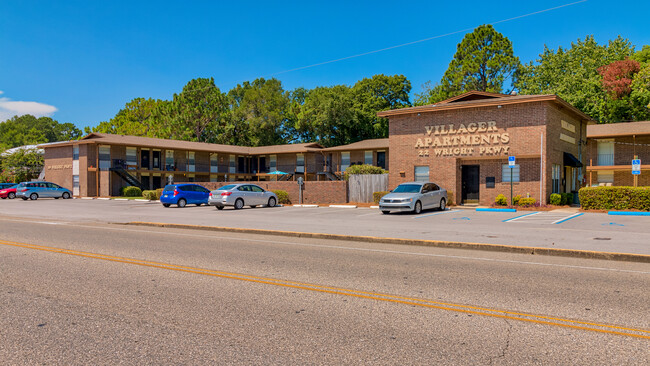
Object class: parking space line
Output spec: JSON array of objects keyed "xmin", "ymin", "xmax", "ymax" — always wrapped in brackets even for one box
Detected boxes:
[
  {"xmin": 413, "ymin": 210, "xmax": 461, "ymax": 219},
  {"xmin": 502, "ymin": 212, "xmax": 540, "ymax": 223},
  {"xmin": 552, "ymin": 213, "xmax": 584, "ymax": 225}
]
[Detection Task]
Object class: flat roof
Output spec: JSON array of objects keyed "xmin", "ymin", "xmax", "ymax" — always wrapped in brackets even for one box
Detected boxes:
[
  {"xmin": 587, "ymin": 121, "xmax": 650, "ymax": 138},
  {"xmin": 321, "ymin": 138, "xmax": 389, "ymax": 152}
]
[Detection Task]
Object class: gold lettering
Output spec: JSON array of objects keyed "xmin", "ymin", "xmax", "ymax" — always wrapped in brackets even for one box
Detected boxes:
[
  {"xmin": 451, "ymin": 136, "xmax": 460, "ymax": 145},
  {"xmin": 481, "ymin": 135, "xmax": 491, "ymax": 144},
  {"xmin": 500, "ymin": 133, "xmax": 510, "ymax": 143},
  {"xmin": 472, "ymin": 135, "xmax": 481, "ymax": 145},
  {"xmin": 448, "ymin": 124, "xmax": 456, "ymax": 134},
  {"xmin": 432, "ymin": 137, "xmax": 442, "ymax": 147},
  {"xmin": 487, "ymin": 121, "xmax": 497, "ymax": 132},
  {"xmin": 453, "ymin": 148, "xmax": 460, "ymax": 155},
  {"xmin": 491, "ymin": 134, "xmax": 500, "ymax": 143},
  {"xmin": 467, "ymin": 123, "xmax": 477, "ymax": 133},
  {"xmin": 439, "ymin": 125, "xmax": 448, "ymax": 135},
  {"xmin": 457, "ymin": 124, "xmax": 467, "ymax": 134},
  {"xmin": 415, "ymin": 138, "xmax": 424, "ymax": 148},
  {"xmin": 460, "ymin": 136, "xmax": 471, "ymax": 146},
  {"xmin": 478, "ymin": 122, "xmax": 487, "ymax": 132},
  {"xmin": 425, "ymin": 126, "xmax": 435, "ymax": 135},
  {"xmin": 479, "ymin": 147, "xmax": 486, "ymax": 154},
  {"xmin": 443, "ymin": 136, "xmax": 451, "ymax": 146},
  {"xmin": 424, "ymin": 138, "xmax": 432, "ymax": 147},
  {"xmin": 434, "ymin": 149, "xmax": 443, "ymax": 156}
]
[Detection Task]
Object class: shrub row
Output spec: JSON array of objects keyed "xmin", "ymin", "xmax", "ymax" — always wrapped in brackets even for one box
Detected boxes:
[
  {"xmin": 495, "ymin": 194, "xmax": 536, "ymax": 207},
  {"xmin": 579, "ymin": 186, "xmax": 650, "ymax": 211},
  {"xmin": 272, "ymin": 190, "xmax": 290, "ymax": 204},
  {"xmin": 373, "ymin": 191, "xmax": 389, "ymax": 204},
  {"xmin": 122, "ymin": 186, "xmax": 142, "ymax": 197},
  {"xmin": 549, "ymin": 193, "xmax": 573, "ymax": 205},
  {"xmin": 344, "ymin": 164, "xmax": 388, "ymax": 180}
]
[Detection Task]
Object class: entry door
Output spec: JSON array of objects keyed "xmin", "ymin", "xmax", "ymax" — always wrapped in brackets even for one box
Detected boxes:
[{"xmin": 462, "ymin": 165, "xmax": 480, "ymax": 203}]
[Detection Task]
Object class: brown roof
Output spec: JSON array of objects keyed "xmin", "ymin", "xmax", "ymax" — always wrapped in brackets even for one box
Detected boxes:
[
  {"xmin": 437, "ymin": 91, "xmax": 511, "ymax": 104},
  {"xmin": 322, "ymin": 138, "xmax": 389, "ymax": 152},
  {"xmin": 42, "ymin": 133, "xmax": 323, "ymax": 155},
  {"xmin": 587, "ymin": 121, "xmax": 650, "ymax": 138},
  {"xmin": 377, "ymin": 92, "xmax": 594, "ymax": 122}
]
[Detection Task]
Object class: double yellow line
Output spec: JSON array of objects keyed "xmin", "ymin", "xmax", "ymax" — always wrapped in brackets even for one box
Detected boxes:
[{"xmin": 1, "ymin": 238, "xmax": 648, "ymax": 340}]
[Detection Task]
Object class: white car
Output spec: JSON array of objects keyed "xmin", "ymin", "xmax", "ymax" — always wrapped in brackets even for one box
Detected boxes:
[
  {"xmin": 379, "ymin": 182, "xmax": 447, "ymax": 214},
  {"xmin": 208, "ymin": 184, "xmax": 278, "ymax": 210}
]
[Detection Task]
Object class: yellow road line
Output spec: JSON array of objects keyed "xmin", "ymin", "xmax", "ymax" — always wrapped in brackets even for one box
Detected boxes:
[{"xmin": 1, "ymin": 239, "xmax": 648, "ymax": 339}]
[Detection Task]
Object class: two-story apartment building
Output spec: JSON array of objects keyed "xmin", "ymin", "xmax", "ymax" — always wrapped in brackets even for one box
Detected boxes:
[{"xmin": 586, "ymin": 121, "xmax": 650, "ymax": 187}]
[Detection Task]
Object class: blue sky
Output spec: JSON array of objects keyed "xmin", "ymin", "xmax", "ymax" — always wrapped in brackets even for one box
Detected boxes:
[{"xmin": 1, "ymin": 0, "xmax": 648, "ymax": 129}]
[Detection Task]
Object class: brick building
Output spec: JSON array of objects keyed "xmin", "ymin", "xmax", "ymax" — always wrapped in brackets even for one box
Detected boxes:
[
  {"xmin": 377, "ymin": 91, "xmax": 592, "ymax": 205},
  {"xmin": 585, "ymin": 121, "xmax": 650, "ymax": 187}
]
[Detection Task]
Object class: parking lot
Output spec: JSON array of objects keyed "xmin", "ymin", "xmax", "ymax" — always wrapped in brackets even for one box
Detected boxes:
[{"xmin": 0, "ymin": 198, "xmax": 649, "ymax": 255}]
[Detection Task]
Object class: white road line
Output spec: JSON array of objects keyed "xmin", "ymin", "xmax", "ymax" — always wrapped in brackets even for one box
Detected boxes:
[
  {"xmin": 503, "ymin": 212, "xmax": 541, "ymax": 222},
  {"xmin": 552, "ymin": 213, "xmax": 584, "ymax": 224},
  {"xmin": 0, "ymin": 218, "xmax": 647, "ymax": 275}
]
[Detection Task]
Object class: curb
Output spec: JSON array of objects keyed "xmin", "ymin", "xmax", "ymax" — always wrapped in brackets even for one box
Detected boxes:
[
  {"xmin": 477, "ymin": 208, "xmax": 517, "ymax": 212},
  {"xmin": 608, "ymin": 211, "xmax": 650, "ymax": 216},
  {"xmin": 124, "ymin": 222, "xmax": 650, "ymax": 263}
]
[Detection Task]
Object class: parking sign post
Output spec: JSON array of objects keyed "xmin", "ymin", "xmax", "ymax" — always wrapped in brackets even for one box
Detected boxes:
[
  {"xmin": 632, "ymin": 158, "xmax": 641, "ymax": 187},
  {"xmin": 508, "ymin": 156, "xmax": 516, "ymax": 205}
]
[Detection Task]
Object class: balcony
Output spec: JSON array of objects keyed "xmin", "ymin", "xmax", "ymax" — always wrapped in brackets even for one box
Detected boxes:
[{"xmin": 596, "ymin": 154, "xmax": 615, "ymax": 166}]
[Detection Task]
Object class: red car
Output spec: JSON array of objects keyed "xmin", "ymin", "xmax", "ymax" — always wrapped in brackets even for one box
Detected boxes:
[{"xmin": 0, "ymin": 183, "xmax": 18, "ymax": 199}]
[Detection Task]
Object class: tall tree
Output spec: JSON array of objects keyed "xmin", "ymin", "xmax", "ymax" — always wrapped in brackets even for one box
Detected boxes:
[
  {"xmin": 420, "ymin": 25, "xmax": 520, "ymax": 104},
  {"xmin": 85, "ymin": 98, "xmax": 167, "ymax": 137},
  {"xmin": 515, "ymin": 36, "xmax": 635, "ymax": 122},
  {"xmin": 352, "ymin": 74, "xmax": 411, "ymax": 138},
  {"xmin": 227, "ymin": 78, "xmax": 289, "ymax": 146},
  {"xmin": 0, "ymin": 115, "xmax": 81, "ymax": 150}
]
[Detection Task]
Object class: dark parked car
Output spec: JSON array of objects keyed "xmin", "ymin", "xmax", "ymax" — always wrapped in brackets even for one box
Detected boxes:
[{"xmin": 160, "ymin": 184, "xmax": 210, "ymax": 208}]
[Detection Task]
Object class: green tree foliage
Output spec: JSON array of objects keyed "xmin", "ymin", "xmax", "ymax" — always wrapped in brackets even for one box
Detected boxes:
[
  {"xmin": 0, "ymin": 114, "xmax": 81, "ymax": 150},
  {"xmin": 631, "ymin": 45, "xmax": 650, "ymax": 64},
  {"xmin": 0, "ymin": 148, "xmax": 44, "ymax": 183},
  {"xmin": 227, "ymin": 78, "xmax": 289, "ymax": 146},
  {"xmin": 85, "ymin": 98, "xmax": 168, "ymax": 136},
  {"xmin": 352, "ymin": 74, "xmax": 411, "ymax": 138},
  {"xmin": 515, "ymin": 36, "xmax": 636, "ymax": 122},
  {"xmin": 419, "ymin": 25, "xmax": 520, "ymax": 104}
]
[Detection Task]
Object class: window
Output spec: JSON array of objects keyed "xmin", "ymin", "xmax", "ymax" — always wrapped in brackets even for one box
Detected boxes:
[
  {"xmin": 210, "ymin": 154, "xmax": 218, "ymax": 173},
  {"xmin": 250, "ymin": 185, "xmax": 264, "ymax": 193},
  {"xmin": 270, "ymin": 155, "xmax": 277, "ymax": 172},
  {"xmin": 188, "ymin": 152, "xmax": 195, "ymax": 172},
  {"xmin": 99, "ymin": 146, "xmax": 111, "ymax": 170},
  {"xmin": 341, "ymin": 152, "xmax": 350, "ymax": 172},
  {"xmin": 165, "ymin": 150, "xmax": 174, "ymax": 170},
  {"xmin": 552, "ymin": 164, "xmax": 561, "ymax": 193},
  {"xmin": 596, "ymin": 140, "xmax": 614, "ymax": 166},
  {"xmin": 597, "ymin": 170, "xmax": 614, "ymax": 185},
  {"xmin": 414, "ymin": 166, "xmax": 429, "ymax": 182},
  {"xmin": 229, "ymin": 155, "xmax": 236, "ymax": 174},
  {"xmin": 296, "ymin": 154, "xmax": 305, "ymax": 173},
  {"xmin": 210, "ymin": 175, "xmax": 219, "ymax": 182},
  {"xmin": 73, "ymin": 146, "xmax": 79, "ymax": 160},
  {"xmin": 73, "ymin": 175, "xmax": 79, "ymax": 196},
  {"xmin": 126, "ymin": 147, "xmax": 137, "ymax": 169},
  {"xmin": 502, "ymin": 164, "xmax": 520, "ymax": 183},
  {"xmin": 364, "ymin": 151, "xmax": 373, "ymax": 165}
]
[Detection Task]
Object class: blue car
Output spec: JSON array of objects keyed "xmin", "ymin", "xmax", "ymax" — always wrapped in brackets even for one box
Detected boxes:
[
  {"xmin": 17, "ymin": 181, "xmax": 72, "ymax": 200},
  {"xmin": 160, "ymin": 184, "xmax": 210, "ymax": 208}
]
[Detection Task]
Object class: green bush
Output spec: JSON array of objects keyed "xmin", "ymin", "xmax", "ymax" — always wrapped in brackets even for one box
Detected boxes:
[
  {"xmin": 512, "ymin": 195, "xmax": 521, "ymax": 206},
  {"xmin": 549, "ymin": 193, "xmax": 561, "ymax": 205},
  {"xmin": 446, "ymin": 190, "xmax": 454, "ymax": 206},
  {"xmin": 518, "ymin": 197, "xmax": 537, "ymax": 207},
  {"xmin": 344, "ymin": 164, "xmax": 388, "ymax": 180},
  {"xmin": 123, "ymin": 186, "xmax": 142, "ymax": 197},
  {"xmin": 142, "ymin": 190, "xmax": 158, "ymax": 200},
  {"xmin": 272, "ymin": 190, "xmax": 290, "ymax": 204},
  {"xmin": 560, "ymin": 193, "xmax": 573, "ymax": 205},
  {"xmin": 579, "ymin": 186, "xmax": 650, "ymax": 211},
  {"xmin": 495, "ymin": 194, "xmax": 507, "ymax": 206},
  {"xmin": 373, "ymin": 191, "xmax": 389, "ymax": 204},
  {"xmin": 155, "ymin": 188, "xmax": 164, "ymax": 198}
]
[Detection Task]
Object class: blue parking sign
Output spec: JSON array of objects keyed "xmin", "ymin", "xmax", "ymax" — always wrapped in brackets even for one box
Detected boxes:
[
  {"xmin": 508, "ymin": 156, "xmax": 515, "ymax": 167},
  {"xmin": 632, "ymin": 159, "xmax": 641, "ymax": 175}
]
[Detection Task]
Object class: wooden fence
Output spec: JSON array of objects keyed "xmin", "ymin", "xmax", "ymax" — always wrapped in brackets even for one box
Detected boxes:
[{"xmin": 348, "ymin": 174, "xmax": 389, "ymax": 203}]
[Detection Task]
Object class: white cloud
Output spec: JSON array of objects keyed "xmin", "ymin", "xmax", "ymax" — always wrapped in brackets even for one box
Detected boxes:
[{"xmin": 0, "ymin": 93, "xmax": 58, "ymax": 121}]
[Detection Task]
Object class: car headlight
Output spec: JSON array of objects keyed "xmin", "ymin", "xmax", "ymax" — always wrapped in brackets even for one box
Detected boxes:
[{"xmin": 401, "ymin": 198, "xmax": 413, "ymax": 202}]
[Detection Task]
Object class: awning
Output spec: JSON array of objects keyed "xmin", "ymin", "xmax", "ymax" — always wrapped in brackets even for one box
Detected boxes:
[{"xmin": 563, "ymin": 152, "xmax": 583, "ymax": 167}]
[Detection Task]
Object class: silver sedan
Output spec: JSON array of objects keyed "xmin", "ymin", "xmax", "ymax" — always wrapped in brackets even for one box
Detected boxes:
[
  {"xmin": 379, "ymin": 182, "xmax": 447, "ymax": 214},
  {"xmin": 208, "ymin": 183, "xmax": 278, "ymax": 210}
]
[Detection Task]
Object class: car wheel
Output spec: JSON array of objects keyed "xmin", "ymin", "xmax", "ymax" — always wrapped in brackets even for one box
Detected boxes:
[
  {"xmin": 413, "ymin": 201, "xmax": 422, "ymax": 214},
  {"xmin": 163, "ymin": 203, "xmax": 171, "ymax": 207},
  {"xmin": 234, "ymin": 198, "xmax": 244, "ymax": 210},
  {"xmin": 62, "ymin": 192, "xmax": 70, "ymax": 199},
  {"xmin": 54, "ymin": 197, "xmax": 59, "ymax": 199},
  {"xmin": 1, "ymin": 197, "xmax": 5, "ymax": 199},
  {"xmin": 177, "ymin": 198, "xmax": 187, "ymax": 208},
  {"xmin": 196, "ymin": 203, "xmax": 202, "ymax": 206},
  {"xmin": 249, "ymin": 205, "xmax": 257, "ymax": 208},
  {"xmin": 30, "ymin": 193, "xmax": 38, "ymax": 201},
  {"xmin": 381, "ymin": 210, "xmax": 390, "ymax": 215},
  {"xmin": 439, "ymin": 198, "xmax": 446, "ymax": 211},
  {"xmin": 267, "ymin": 197, "xmax": 277, "ymax": 207},
  {"xmin": 8, "ymin": 192, "xmax": 15, "ymax": 199},
  {"xmin": 22, "ymin": 197, "xmax": 28, "ymax": 200},
  {"xmin": 216, "ymin": 206, "xmax": 224, "ymax": 210}
]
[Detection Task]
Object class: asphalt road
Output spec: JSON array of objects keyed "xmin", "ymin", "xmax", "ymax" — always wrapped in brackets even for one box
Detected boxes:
[
  {"xmin": 0, "ymin": 198, "xmax": 649, "ymax": 254},
  {"xmin": 1, "ymin": 218, "xmax": 648, "ymax": 365}
]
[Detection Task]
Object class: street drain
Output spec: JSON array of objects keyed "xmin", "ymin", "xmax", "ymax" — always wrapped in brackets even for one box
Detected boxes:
[{"xmin": 593, "ymin": 237, "xmax": 611, "ymax": 240}]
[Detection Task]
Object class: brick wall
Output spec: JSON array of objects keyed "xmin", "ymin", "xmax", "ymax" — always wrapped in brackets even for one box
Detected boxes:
[
  {"xmin": 44, "ymin": 146, "xmax": 73, "ymax": 190},
  {"xmin": 176, "ymin": 180, "xmax": 348, "ymax": 204}
]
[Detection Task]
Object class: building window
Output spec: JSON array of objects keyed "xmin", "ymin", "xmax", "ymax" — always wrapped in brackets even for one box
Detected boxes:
[
  {"xmin": 270, "ymin": 155, "xmax": 277, "ymax": 172},
  {"xmin": 210, "ymin": 154, "xmax": 218, "ymax": 173},
  {"xmin": 341, "ymin": 152, "xmax": 350, "ymax": 172},
  {"xmin": 597, "ymin": 140, "xmax": 614, "ymax": 166},
  {"xmin": 296, "ymin": 154, "xmax": 305, "ymax": 173},
  {"xmin": 552, "ymin": 164, "xmax": 561, "ymax": 193},
  {"xmin": 597, "ymin": 170, "xmax": 614, "ymax": 185},
  {"xmin": 502, "ymin": 164, "xmax": 520, "ymax": 183},
  {"xmin": 364, "ymin": 151, "xmax": 373, "ymax": 165},
  {"xmin": 165, "ymin": 150, "xmax": 174, "ymax": 171},
  {"xmin": 229, "ymin": 155, "xmax": 236, "ymax": 174},
  {"xmin": 73, "ymin": 175, "xmax": 79, "ymax": 196},
  {"xmin": 188, "ymin": 152, "xmax": 195, "ymax": 172},
  {"xmin": 99, "ymin": 146, "xmax": 110, "ymax": 170},
  {"xmin": 126, "ymin": 147, "xmax": 137, "ymax": 169},
  {"xmin": 414, "ymin": 166, "xmax": 429, "ymax": 182},
  {"xmin": 73, "ymin": 146, "xmax": 79, "ymax": 160}
]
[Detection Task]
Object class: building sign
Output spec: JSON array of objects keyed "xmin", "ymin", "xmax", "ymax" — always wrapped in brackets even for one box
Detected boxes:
[
  {"xmin": 47, "ymin": 164, "xmax": 72, "ymax": 170},
  {"xmin": 414, "ymin": 121, "xmax": 510, "ymax": 157}
]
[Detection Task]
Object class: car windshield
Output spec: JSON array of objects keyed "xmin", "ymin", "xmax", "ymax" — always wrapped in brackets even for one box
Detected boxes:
[
  {"xmin": 218, "ymin": 184, "xmax": 237, "ymax": 191},
  {"xmin": 163, "ymin": 185, "xmax": 176, "ymax": 192},
  {"xmin": 392, "ymin": 184, "xmax": 422, "ymax": 193}
]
